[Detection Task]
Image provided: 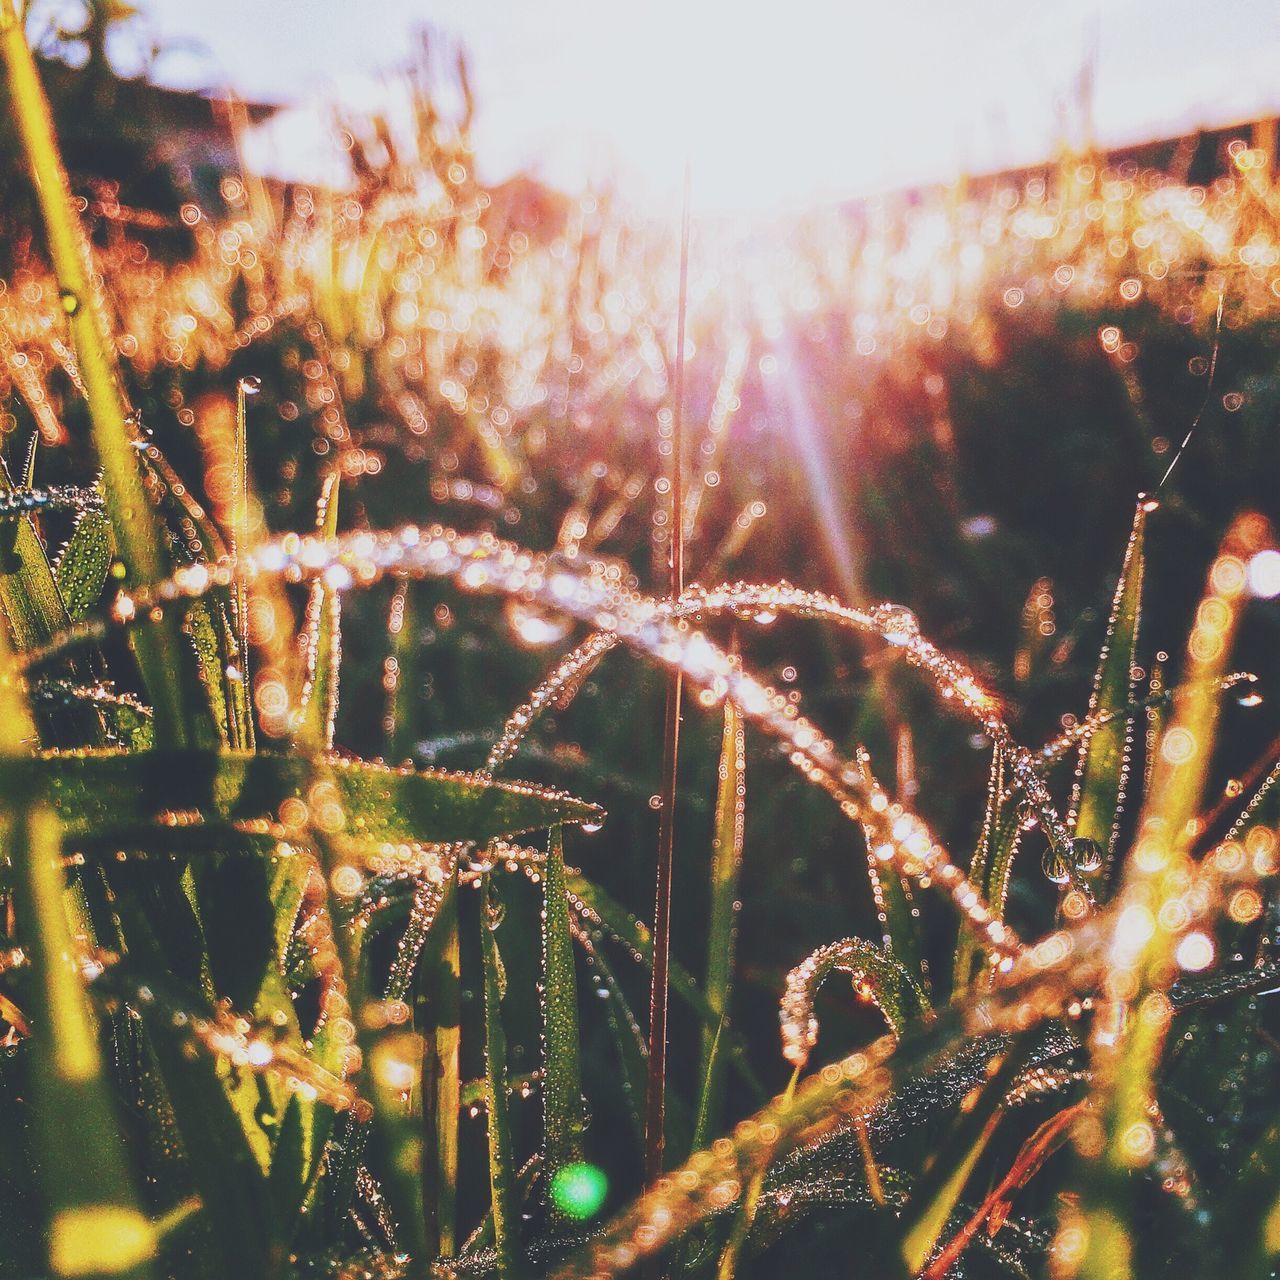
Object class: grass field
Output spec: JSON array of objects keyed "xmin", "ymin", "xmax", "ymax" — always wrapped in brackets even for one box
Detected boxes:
[{"xmin": 0, "ymin": 10, "xmax": 1279, "ymax": 1279}]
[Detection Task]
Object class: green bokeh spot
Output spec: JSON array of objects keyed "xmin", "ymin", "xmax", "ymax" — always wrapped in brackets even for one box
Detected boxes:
[{"xmin": 550, "ymin": 1161, "xmax": 608, "ymax": 1221}]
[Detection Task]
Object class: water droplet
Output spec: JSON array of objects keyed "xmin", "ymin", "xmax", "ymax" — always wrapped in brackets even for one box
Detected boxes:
[
  {"xmin": 1138, "ymin": 492, "xmax": 1160, "ymax": 513},
  {"xmin": 504, "ymin": 598, "xmax": 571, "ymax": 648},
  {"xmin": 1041, "ymin": 847, "xmax": 1072, "ymax": 885},
  {"xmin": 238, "ymin": 375, "xmax": 262, "ymax": 396},
  {"xmin": 1071, "ymin": 836, "xmax": 1104, "ymax": 874},
  {"xmin": 580, "ymin": 819, "xmax": 603, "ymax": 834},
  {"xmin": 873, "ymin": 604, "xmax": 920, "ymax": 646}
]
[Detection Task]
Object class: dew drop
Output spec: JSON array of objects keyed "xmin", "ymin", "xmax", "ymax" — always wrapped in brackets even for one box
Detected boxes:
[
  {"xmin": 1041, "ymin": 847, "xmax": 1072, "ymax": 885},
  {"xmin": 1071, "ymin": 836, "xmax": 1104, "ymax": 874},
  {"xmin": 504, "ymin": 598, "xmax": 571, "ymax": 648}
]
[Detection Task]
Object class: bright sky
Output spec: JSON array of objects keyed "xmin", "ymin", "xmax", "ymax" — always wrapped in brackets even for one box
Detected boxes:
[{"xmin": 47, "ymin": 0, "xmax": 1280, "ymax": 212}]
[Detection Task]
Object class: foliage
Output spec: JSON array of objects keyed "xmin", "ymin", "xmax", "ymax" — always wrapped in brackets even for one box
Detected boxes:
[{"xmin": 0, "ymin": 14, "xmax": 1278, "ymax": 1280}]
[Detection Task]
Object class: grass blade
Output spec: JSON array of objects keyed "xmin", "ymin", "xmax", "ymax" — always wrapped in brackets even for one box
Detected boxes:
[
  {"xmin": 565, "ymin": 872, "xmax": 766, "ymax": 1101},
  {"xmin": 1073, "ymin": 502, "xmax": 1146, "ymax": 879},
  {"xmin": 0, "ymin": 623, "xmax": 156, "ymax": 1279},
  {"xmin": 54, "ymin": 507, "xmax": 113, "ymax": 624},
  {"xmin": 898, "ymin": 1035, "xmax": 1032, "ymax": 1274},
  {"xmin": 420, "ymin": 859, "xmax": 462, "ymax": 1257},
  {"xmin": 4, "ymin": 750, "xmax": 603, "ymax": 847},
  {"xmin": 295, "ymin": 473, "xmax": 341, "ymax": 752},
  {"xmin": 481, "ymin": 877, "xmax": 525, "ymax": 1279},
  {"xmin": 693, "ymin": 695, "xmax": 746, "ymax": 1152},
  {"xmin": 13, "ymin": 806, "xmax": 159, "ymax": 1279},
  {"xmin": 574, "ymin": 924, "xmax": 649, "ymax": 1149},
  {"xmin": 1079, "ymin": 513, "xmax": 1264, "ymax": 1280},
  {"xmin": 542, "ymin": 825, "xmax": 586, "ymax": 1205},
  {"xmin": 0, "ymin": 3, "xmax": 203, "ymax": 747}
]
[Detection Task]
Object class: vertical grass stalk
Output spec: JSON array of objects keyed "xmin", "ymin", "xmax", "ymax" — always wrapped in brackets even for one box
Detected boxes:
[
  {"xmin": 0, "ymin": 2, "xmax": 199, "ymax": 747},
  {"xmin": 0, "ymin": 611, "xmax": 156, "ymax": 1279},
  {"xmin": 644, "ymin": 162, "xmax": 692, "ymax": 1187}
]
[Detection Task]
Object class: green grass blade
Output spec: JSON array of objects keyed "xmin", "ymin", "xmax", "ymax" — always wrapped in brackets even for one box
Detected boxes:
[
  {"xmin": 11, "ymin": 804, "xmax": 159, "ymax": 1279},
  {"xmin": 564, "ymin": 871, "xmax": 766, "ymax": 1101},
  {"xmin": 134, "ymin": 443, "xmax": 251, "ymax": 750},
  {"xmin": 1080, "ymin": 515, "xmax": 1260, "ymax": 1280},
  {"xmin": 0, "ymin": 5, "xmax": 202, "ymax": 748},
  {"xmin": 897, "ymin": 1035, "xmax": 1031, "ymax": 1274},
  {"xmin": 109, "ymin": 905, "xmax": 278, "ymax": 1280},
  {"xmin": 1074, "ymin": 503, "xmax": 1146, "ymax": 877},
  {"xmin": 186, "ymin": 599, "xmax": 233, "ymax": 749},
  {"xmin": 849, "ymin": 700, "xmax": 927, "ymax": 985},
  {"xmin": 542, "ymin": 826, "xmax": 586, "ymax": 1203},
  {"xmin": 694, "ymin": 695, "xmax": 745, "ymax": 1151},
  {"xmin": 54, "ymin": 508, "xmax": 113, "ymax": 623},
  {"xmin": 0, "ymin": 456, "xmax": 107, "ymax": 747},
  {"xmin": 295, "ymin": 473, "xmax": 341, "ymax": 752},
  {"xmin": 0, "ymin": 453, "xmax": 75, "ymax": 650},
  {"xmin": 0, "ymin": 622, "xmax": 156, "ymax": 1279},
  {"xmin": 481, "ymin": 877, "xmax": 525, "ymax": 1279},
  {"xmin": 420, "ymin": 859, "xmax": 462, "ymax": 1257},
  {"xmin": 779, "ymin": 936, "xmax": 932, "ymax": 1069},
  {"xmin": 573, "ymin": 924, "xmax": 648, "ymax": 1149},
  {"xmin": 6, "ymin": 750, "xmax": 603, "ymax": 846},
  {"xmin": 954, "ymin": 748, "xmax": 1016, "ymax": 995}
]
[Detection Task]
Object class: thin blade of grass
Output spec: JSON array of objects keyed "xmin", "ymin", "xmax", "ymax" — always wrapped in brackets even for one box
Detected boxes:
[
  {"xmin": 897, "ymin": 1035, "xmax": 1032, "ymax": 1274},
  {"xmin": 0, "ymin": 3, "xmax": 203, "ymax": 747},
  {"xmin": 420, "ymin": 858, "xmax": 462, "ymax": 1257},
  {"xmin": 693, "ymin": 694, "xmax": 745, "ymax": 1152},
  {"xmin": 1073, "ymin": 502, "xmax": 1146, "ymax": 879},
  {"xmin": 295, "ymin": 473, "xmax": 341, "ymax": 752},
  {"xmin": 573, "ymin": 922, "xmax": 649, "ymax": 1149},
  {"xmin": 0, "ymin": 453, "xmax": 75, "ymax": 649},
  {"xmin": 54, "ymin": 508, "xmax": 112, "ymax": 624},
  {"xmin": 0, "ymin": 610, "xmax": 156, "ymax": 1279},
  {"xmin": 11, "ymin": 806, "xmax": 159, "ymax": 1279},
  {"xmin": 565, "ymin": 871, "xmax": 765, "ymax": 1101},
  {"xmin": 1079, "ymin": 513, "xmax": 1265, "ymax": 1280},
  {"xmin": 542, "ymin": 825, "xmax": 586, "ymax": 1206},
  {"xmin": 954, "ymin": 749, "xmax": 1018, "ymax": 996},
  {"xmin": 3, "ymin": 750, "xmax": 603, "ymax": 846},
  {"xmin": 481, "ymin": 877, "xmax": 525, "ymax": 1279}
]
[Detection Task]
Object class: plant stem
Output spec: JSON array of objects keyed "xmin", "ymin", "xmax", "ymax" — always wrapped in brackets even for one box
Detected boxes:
[
  {"xmin": 0, "ymin": 2, "xmax": 197, "ymax": 747},
  {"xmin": 644, "ymin": 165, "xmax": 691, "ymax": 1188}
]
